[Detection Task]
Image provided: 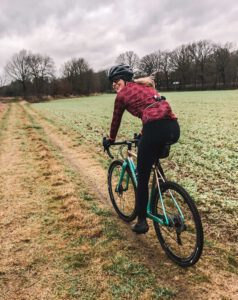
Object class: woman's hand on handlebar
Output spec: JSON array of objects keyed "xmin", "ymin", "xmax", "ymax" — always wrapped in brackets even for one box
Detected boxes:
[
  {"xmin": 102, "ymin": 133, "xmax": 140, "ymax": 159},
  {"xmin": 102, "ymin": 137, "xmax": 114, "ymax": 150},
  {"xmin": 134, "ymin": 132, "xmax": 142, "ymax": 140},
  {"xmin": 102, "ymin": 137, "xmax": 114, "ymax": 159}
]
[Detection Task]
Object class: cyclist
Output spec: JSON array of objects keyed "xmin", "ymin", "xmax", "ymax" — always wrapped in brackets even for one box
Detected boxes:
[{"xmin": 103, "ymin": 64, "xmax": 180, "ymax": 234}]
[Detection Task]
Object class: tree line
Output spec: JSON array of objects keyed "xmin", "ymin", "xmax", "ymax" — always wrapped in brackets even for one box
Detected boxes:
[
  {"xmin": 0, "ymin": 50, "xmax": 110, "ymax": 100},
  {"xmin": 0, "ymin": 40, "xmax": 238, "ymax": 100}
]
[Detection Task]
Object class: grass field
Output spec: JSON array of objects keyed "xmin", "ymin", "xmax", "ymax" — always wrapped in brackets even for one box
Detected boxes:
[
  {"xmin": 0, "ymin": 91, "xmax": 238, "ymax": 299},
  {"xmin": 32, "ymin": 91, "xmax": 238, "ymax": 211}
]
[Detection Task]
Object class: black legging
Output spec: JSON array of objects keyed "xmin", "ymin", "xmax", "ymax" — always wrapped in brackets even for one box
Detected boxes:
[{"xmin": 136, "ymin": 119, "xmax": 180, "ymax": 219}]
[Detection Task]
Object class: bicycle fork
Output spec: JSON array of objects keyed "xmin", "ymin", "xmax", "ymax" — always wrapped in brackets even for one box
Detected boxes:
[{"xmin": 116, "ymin": 159, "xmax": 137, "ymax": 193}]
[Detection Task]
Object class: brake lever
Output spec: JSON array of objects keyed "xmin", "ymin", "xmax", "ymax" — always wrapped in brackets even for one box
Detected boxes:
[
  {"xmin": 106, "ymin": 147, "xmax": 114, "ymax": 159},
  {"xmin": 103, "ymin": 137, "xmax": 114, "ymax": 159}
]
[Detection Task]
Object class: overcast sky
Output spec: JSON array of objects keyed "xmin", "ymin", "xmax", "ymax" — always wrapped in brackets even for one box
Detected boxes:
[{"xmin": 0, "ymin": 0, "xmax": 238, "ymax": 76}]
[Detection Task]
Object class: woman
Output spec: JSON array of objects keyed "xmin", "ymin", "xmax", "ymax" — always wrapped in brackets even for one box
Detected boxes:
[{"xmin": 103, "ymin": 64, "xmax": 180, "ymax": 234}]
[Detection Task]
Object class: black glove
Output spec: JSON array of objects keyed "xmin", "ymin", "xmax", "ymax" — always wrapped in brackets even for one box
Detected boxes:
[
  {"xmin": 134, "ymin": 133, "xmax": 142, "ymax": 140},
  {"xmin": 103, "ymin": 137, "xmax": 114, "ymax": 150},
  {"xmin": 134, "ymin": 133, "xmax": 142, "ymax": 147}
]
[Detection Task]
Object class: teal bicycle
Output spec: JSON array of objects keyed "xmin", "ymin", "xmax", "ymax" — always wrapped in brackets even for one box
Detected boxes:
[{"xmin": 103, "ymin": 135, "xmax": 203, "ymax": 267}]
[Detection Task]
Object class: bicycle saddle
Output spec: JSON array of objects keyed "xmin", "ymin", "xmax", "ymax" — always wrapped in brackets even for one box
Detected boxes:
[{"xmin": 158, "ymin": 142, "xmax": 172, "ymax": 159}]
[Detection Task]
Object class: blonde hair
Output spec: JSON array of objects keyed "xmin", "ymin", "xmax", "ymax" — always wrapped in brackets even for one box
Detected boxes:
[{"xmin": 134, "ymin": 76, "xmax": 155, "ymax": 88}]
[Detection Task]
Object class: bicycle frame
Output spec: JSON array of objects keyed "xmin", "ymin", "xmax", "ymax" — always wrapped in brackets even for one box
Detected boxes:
[
  {"xmin": 105, "ymin": 137, "xmax": 204, "ymax": 266},
  {"xmin": 116, "ymin": 147, "xmax": 184, "ymax": 227}
]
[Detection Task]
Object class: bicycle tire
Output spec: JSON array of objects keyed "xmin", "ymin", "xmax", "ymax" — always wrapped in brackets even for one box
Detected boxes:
[
  {"xmin": 108, "ymin": 160, "xmax": 137, "ymax": 222},
  {"xmin": 151, "ymin": 181, "xmax": 203, "ymax": 267}
]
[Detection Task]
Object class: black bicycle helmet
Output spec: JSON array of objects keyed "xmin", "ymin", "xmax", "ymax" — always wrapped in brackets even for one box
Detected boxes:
[{"xmin": 108, "ymin": 64, "xmax": 134, "ymax": 82}]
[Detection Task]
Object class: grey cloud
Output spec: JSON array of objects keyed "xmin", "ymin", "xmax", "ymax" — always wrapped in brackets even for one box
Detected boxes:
[
  {"xmin": 0, "ymin": 0, "xmax": 238, "ymax": 74},
  {"xmin": 0, "ymin": 0, "xmax": 113, "ymax": 37}
]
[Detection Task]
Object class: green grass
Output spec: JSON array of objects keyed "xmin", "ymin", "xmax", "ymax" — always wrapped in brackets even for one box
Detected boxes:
[
  {"xmin": 64, "ymin": 253, "xmax": 90, "ymax": 270},
  {"xmin": 91, "ymin": 203, "xmax": 113, "ymax": 217},
  {"xmin": 103, "ymin": 255, "xmax": 176, "ymax": 299},
  {"xmin": 32, "ymin": 91, "xmax": 238, "ymax": 215}
]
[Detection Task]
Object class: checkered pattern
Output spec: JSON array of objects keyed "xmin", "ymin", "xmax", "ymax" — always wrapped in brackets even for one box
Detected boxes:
[{"xmin": 109, "ymin": 82, "xmax": 177, "ymax": 140}]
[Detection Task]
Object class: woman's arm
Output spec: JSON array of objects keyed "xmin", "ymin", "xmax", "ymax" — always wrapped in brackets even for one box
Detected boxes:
[{"xmin": 109, "ymin": 94, "xmax": 125, "ymax": 141}]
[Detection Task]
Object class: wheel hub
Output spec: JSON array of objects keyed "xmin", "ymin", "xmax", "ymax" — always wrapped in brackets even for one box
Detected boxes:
[
  {"xmin": 115, "ymin": 184, "xmax": 124, "ymax": 197},
  {"xmin": 173, "ymin": 215, "xmax": 186, "ymax": 233}
]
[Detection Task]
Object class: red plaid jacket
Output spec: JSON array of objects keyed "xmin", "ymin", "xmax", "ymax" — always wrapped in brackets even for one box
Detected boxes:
[{"xmin": 109, "ymin": 82, "xmax": 177, "ymax": 140}]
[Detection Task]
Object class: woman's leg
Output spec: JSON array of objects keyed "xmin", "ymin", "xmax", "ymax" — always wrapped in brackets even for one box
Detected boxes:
[
  {"xmin": 132, "ymin": 119, "xmax": 180, "ymax": 233},
  {"xmin": 131, "ymin": 132, "xmax": 159, "ymax": 233},
  {"xmin": 136, "ymin": 136, "xmax": 158, "ymax": 220}
]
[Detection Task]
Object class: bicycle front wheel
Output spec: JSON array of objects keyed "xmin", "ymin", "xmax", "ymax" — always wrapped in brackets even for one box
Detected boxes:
[
  {"xmin": 108, "ymin": 160, "xmax": 137, "ymax": 222},
  {"xmin": 152, "ymin": 181, "xmax": 203, "ymax": 267}
]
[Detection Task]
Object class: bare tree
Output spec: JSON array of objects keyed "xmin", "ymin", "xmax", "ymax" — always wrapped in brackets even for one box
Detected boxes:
[
  {"xmin": 212, "ymin": 43, "xmax": 233, "ymax": 88},
  {"xmin": 28, "ymin": 53, "xmax": 55, "ymax": 97},
  {"xmin": 5, "ymin": 50, "xmax": 30, "ymax": 98},
  {"xmin": 159, "ymin": 51, "xmax": 174, "ymax": 90},
  {"xmin": 62, "ymin": 58, "xmax": 90, "ymax": 78},
  {"xmin": 62, "ymin": 58, "xmax": 92, "ymax": 94},
  {"xmin": 230, "ymin": 50, "xmax": 238, "ymax": 88},
  {"xmin": 0, "ymin": 73, "xmax": 6, "ymax": 88},
  {"xmin": 139, "ymin": 52, "xmax": 160, "ymax": 76},
  {"xmin": 94, "ymin": 70, "xmax": 111, "ymax": 93},
  {"xmin": 171, "ymin": 44, "xmax": 192, "ymax": 89},
  {"xmin": 188, "ymin": 40, "xmax": 215, "ymax": 89},
  {"xmin": 116, "ymin": 51, "xmax": 140, "ymax": 71}
]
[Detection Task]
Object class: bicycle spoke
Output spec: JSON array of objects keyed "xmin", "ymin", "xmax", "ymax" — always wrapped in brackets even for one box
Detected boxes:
[
  {"xmin": 108, "ymin": 160, "xmax": 136, "ymax": 222},
  {"xmin": 152, "ymin": 181, "xmax": 203, "ymax": 266},
  {"xmin": 160, "ymin": 226, "xmax": 179, "ymax": 244}
]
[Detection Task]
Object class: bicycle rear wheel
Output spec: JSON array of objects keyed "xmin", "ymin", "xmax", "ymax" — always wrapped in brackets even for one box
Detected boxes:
[
  {"xmin": 108, "ymin": 160, "xmax": 137, "ymax": 222},
  {"xmin": 152, "ymin": 181, "xmax": 203, "ymax": 267}
]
